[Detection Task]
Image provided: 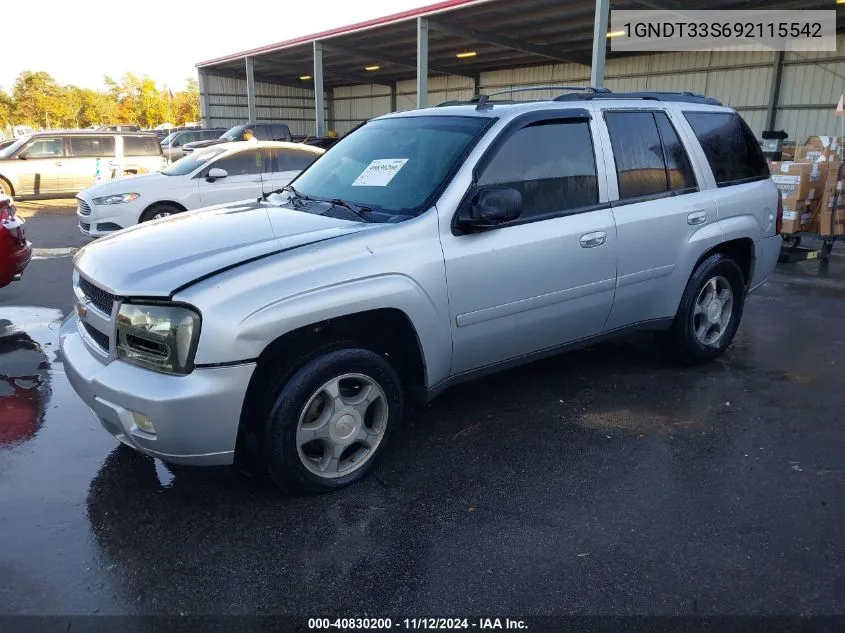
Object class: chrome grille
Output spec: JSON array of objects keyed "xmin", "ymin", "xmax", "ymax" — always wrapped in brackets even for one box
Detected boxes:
[
  {"xmin": 79, "ymin": 277, "xmax": 116, "ymax": 315},
  {"xmin": 83, "ymin": 321, "xmax": 109, "ymax": 351},
  {"xmin": 78, "ymin": 200, "xmax": 92, "ymax": 216}
]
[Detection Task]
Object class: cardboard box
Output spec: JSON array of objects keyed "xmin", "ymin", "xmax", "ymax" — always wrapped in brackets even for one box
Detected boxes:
[
  {"xmin": 769, "ymin": 161, "xmax": 825, "ymax": 200},
  {"xmin": 794, "ymin": 135, "xmax": 842, "ymax": 163},
  {"xmin": 819, "ymin": 209, "xmax": 845, "ymax": 236},
  {"xmin": 781, "ymin": 198, "xmax": 813, "ymax": 234}
]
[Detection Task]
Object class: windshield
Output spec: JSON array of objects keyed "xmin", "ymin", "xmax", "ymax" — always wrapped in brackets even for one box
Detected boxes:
[
  {"xmin": 161, "ymin": 147, "xmax": 227, "ymax": 176},
  {"xmin": 221, "ymin": 125, "xmax": 246, "ymax": 141},
  {"xmin": 289, "ymin": 116, "xmax": 491, "ymax": 215},
  {"xmin": 0, "ymin": 137, "xmax": 28, "ymax": 159},
  {"xmin": 160, "ymin": 132, "xmax": 178, "ymax": 145}
]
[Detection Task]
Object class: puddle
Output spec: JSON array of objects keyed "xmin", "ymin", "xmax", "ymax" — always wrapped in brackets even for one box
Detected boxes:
[{"xmin": 0, "ymin": 307, "xmax": 63, "ymax": 448}]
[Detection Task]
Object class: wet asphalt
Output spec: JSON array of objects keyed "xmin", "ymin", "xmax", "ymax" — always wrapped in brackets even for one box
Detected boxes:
[{"xmin": 1, "ymin": 206, "xmax": 844, "ymax": 617}]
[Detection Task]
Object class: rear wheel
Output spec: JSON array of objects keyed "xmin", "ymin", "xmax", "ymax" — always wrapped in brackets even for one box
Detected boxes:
[
  {"xmin": 262, "ymin": 346, "xmax": 404, "ymax": 494},
  {"xmin": 139, "ymin": 203, "xmax": 182, "ymax": 223},
  {"xmin": 659, "ymin": 253, "xmax": 745, "ymax": 365}
]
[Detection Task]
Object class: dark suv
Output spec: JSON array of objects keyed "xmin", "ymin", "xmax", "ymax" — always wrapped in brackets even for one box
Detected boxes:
[
  {"xmin": 160, "ymin": 128, "xmax": 226, "ymax": 161},
  {"xmin": 182, "ymin": 123, "xmax": 292, "ymax": 155}
]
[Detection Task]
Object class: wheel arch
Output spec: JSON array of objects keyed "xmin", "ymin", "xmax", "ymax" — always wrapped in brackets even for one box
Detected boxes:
[
  {"xmin": 233, "ymin": 306, "xmax": 429, "ymax": 468},
  {"xmin": 0, "ymin": 174, "xmax": 14, "ymax": 197}
]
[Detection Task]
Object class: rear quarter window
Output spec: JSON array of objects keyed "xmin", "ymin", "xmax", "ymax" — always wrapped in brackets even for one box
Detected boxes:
[
  {"xmin": 123, "ymin": 136, "xmax": 162, "ymax": 157},
  {"xmin": 683, "ymin": 111, "xmax": 768, "ymax": 187}
]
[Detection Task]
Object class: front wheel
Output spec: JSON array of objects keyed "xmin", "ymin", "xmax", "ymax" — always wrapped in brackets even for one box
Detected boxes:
[
  {"xmin": 658, "ymin": 253, "xmax": 746, "ymax": 365},
  {"xmin": 263, "ymin": 347, "xmax": 404, "ymax": 494},
  {"xmin": 139, "ymin": 203, "xmax": 181, "ymax": 223}
]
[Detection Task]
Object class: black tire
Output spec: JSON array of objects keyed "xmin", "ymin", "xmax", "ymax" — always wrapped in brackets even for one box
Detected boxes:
[
  {"xmin": 262, "ymin": 347, "xmax": 404, "ymax": 494},
  {"xmin": 658, "ymin": 253, "xmax": 746, "ymax": 365},
  {"xmin": 0, "ymin": 176, "xmax": 13, "ymax": 197},
  {"xmin": 139, "ymin": 203, "xmax": 182, "ymax": 223}
]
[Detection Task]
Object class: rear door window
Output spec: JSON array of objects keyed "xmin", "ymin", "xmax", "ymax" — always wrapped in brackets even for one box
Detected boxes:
[
  {"xmin": 123, "ymin": 136, "xmax": 162, "ymax": 156},
  {"xmin": 604, "ymin": 111, "xmax": 668, "ymax": 200},
  {"xmin": 654, "ymin": 112, "xmax": 697, "ymax": 193},
  {"xmin": 478, "ymin": 118, "xmax": 599, "ymax": 218},
  {"xmin": 273, "ymin": 148, "xmax": 319, "ymax": 171},
  {"xmin": 682, "ymin": 111, "xmax": 769, "ymax": 187},
  {"xmin": 69, "ymin": 136, "xmax": 115, "ymax": 157}
]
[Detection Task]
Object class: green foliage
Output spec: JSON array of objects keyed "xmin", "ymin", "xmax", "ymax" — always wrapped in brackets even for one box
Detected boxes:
[{"xmin": 5, "ymin": 71, "xmax": 200, "ymax": 130}]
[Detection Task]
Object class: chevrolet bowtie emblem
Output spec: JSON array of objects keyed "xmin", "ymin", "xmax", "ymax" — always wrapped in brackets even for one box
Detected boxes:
[{"xmin": 77, "ymin": 302, "xmax": 88, "ymax": 319}]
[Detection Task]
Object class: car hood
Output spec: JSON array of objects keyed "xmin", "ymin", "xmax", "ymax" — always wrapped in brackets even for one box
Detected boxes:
[
  {"xmin": 80, "ymin": 172, "xmax": 171, "ymax": 198},
  {"xmin": 73, "ymin": 200, "xmax": 373, "ymax": 297},
  {"xmin": 183, "ymin": 138, "xmax": 227, "ymax": 150}
]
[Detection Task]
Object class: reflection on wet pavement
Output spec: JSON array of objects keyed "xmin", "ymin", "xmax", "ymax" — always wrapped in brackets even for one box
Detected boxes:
[
  {"xmin": 0, "ymin": 308, "xmax": 58, "ymax": 447},
  {"xmin": 1, "ymin": 265, "xmax": 845, "ymax": 616}
]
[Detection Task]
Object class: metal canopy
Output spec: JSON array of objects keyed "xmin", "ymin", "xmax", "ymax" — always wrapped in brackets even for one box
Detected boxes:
[{"xmin": 197, "ymin": 0, "xmax": 840, "ymax": 90}]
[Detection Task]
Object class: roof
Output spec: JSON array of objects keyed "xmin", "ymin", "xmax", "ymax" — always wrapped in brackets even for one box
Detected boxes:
[
  {"xmin": 195, "ymin": 0, "xmax": 839, "ymax": 90},
  {"xmin": 205, "ymin": 141, "xmax": 326, "ymax": 153}
]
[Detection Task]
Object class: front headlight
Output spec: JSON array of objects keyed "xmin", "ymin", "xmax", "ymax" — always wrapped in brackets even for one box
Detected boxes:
[
  {"xmin": 116, "ymin": 303, "xmax": 201, "ymax": 374},
  {"xmin": 93, "ymin": 193, "xmax": 140, "ymax": 205}
]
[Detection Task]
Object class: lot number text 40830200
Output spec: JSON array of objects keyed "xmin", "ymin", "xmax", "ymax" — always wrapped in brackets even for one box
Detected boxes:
[{"xmin": 307, "ymin": 618, "xmax": 528, "ymax": 630}]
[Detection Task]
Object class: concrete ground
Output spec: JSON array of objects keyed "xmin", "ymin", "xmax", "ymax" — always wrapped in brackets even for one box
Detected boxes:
[{"xmin": 1, "ymin": 203, "xmax": 844, "ymax": 617}]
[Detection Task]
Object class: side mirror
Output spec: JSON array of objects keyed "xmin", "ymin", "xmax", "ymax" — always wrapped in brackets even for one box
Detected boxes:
[
  {"xmin": 457, "ymin": 187, "xmax": 522, "ymax": 231},
  {"xmin": 17, "ymin": 152, "xmax": 29, "ymax": 160},
  {"xmin": 206, "ymin": 168, "xmax": 228, "ymax": 182}
]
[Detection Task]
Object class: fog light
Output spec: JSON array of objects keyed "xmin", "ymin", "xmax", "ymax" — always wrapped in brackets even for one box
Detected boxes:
[{"xmin": 132, "ymin": 412, "xmax": 156, "ymax": 435}]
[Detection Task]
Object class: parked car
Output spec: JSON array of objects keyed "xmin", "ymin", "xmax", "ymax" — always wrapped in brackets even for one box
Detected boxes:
[
  {"xmin": 160, "ymin": 128, "xmax": 226, "ymax": 162},
  {"xmin": 181, "ymin": 123, "xmax": 292, "ymax": 155},
  {"xmin": 12, "ymin": 126, "xmax": 35, "ymax": 139},
  {"xmin": 76, "ymin": 141, "xmax": 323, "ymax": 236},
  {"xmin": 0, "ymin": 139, "xmax": 17, "ymax": 152},
  {"xmin": 61, "ymin": 90, "xmax": 782, "ymax": 493},
  {"xmin": 0, "ymin": 196, "xmax": 32, "ymax": 288},
  {"xmin": 0, "ymin": 131, "xmax": 165, "ymax": 199}
]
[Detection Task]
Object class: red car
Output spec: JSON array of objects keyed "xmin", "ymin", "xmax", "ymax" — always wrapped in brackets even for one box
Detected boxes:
[{"xmin": 0, "ymin": 195, "xmax": 32, "ymax": 288}]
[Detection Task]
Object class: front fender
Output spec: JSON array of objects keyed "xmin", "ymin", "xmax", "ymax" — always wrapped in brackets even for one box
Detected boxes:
[{"xmin": 234, "ymin": 274, "xmax": 452, "ymax": 386}]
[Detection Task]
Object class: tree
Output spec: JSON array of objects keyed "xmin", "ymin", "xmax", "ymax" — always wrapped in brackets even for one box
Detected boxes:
[
  {"xmin": 12, "ymin": 71, "xmax": 64, "ymax": 128},
  {"xmin": 5, "ymin": 70, "xmax": 203, "ymax": 130}
]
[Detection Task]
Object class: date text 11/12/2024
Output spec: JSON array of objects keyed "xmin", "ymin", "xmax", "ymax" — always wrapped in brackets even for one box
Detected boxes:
[{"xmin": 308, "ymin": 618, "xmax": 528, "ymax": 630}]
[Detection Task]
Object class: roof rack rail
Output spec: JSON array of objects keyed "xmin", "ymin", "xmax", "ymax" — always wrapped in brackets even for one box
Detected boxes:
[
  {"xmin": 436, "ymin": 88, "xmax": 722, "ymax": 109},
  {"xmin": 553, "ymin": 90, "xmax": 722, "ymax": 106},
  {"xmin": 436, "ymin": 85, "xmax": 610, "ymax": 110}
]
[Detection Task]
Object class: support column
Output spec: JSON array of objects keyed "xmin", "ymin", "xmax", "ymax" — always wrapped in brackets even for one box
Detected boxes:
[
  {"xmin": 417, "ymin": 17, "xmax": 429, "ymax": 108},
  {"xmin": 590, "ymin": 0, "xmax": 610, "ymax": 88},
  {"xmin": 313, "ymin": 41, "xmax": 326, "ymax": 137},
  {"xmin": 245, "ymin": 57, "xmax": 257, "ymax": 122},
  {"xmin": 390, "ymin": 82, "xmax": 397, "ymax": 112},
  {"xmin": 766, "ymin": 51, "xmax": 785, "ymax": 131},
  {"xmin": 197, "ymin": 68, "xmax": 210, "ymax": 128}
]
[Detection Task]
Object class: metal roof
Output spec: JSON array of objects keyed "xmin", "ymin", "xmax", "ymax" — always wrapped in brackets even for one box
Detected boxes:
[{"xmin": 196, "ymin": 0, "xmax": 840, "ymax": 89}]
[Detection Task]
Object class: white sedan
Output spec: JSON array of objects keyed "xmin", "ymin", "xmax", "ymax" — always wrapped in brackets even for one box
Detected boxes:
[{"xmin": 76, "ymin": 141, "xmax": 324, "ymax": 236}]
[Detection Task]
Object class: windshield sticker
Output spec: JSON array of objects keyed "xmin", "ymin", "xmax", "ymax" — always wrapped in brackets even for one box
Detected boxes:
[{"xmin": 352, "ymin": 159, "xmax": 408, "ymax": 187}]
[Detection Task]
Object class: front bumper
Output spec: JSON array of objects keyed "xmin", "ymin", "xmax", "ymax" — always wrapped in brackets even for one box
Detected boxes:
[
  {"xmin": 76, "ymin": 193, "xmax": 144, "ymax": 237},
  {"xmin": 60, "ymin": 314, "xmax": 256, "ymax": 466}
]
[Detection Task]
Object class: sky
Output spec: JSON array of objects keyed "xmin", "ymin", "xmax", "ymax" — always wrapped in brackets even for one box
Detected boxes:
[{"xmin": 1, "ymin": 0, "xmax": 433, "ymax": 93}]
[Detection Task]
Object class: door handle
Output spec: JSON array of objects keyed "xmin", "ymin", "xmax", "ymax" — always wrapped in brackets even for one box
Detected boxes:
[
  {"xmin": 687, "ymin": 210, "xmax": 708, "ymax": 225},
  {"xmin": 251, "ymin": 179, "xmax": 263, "ymax": 183},
  {"xmin": 580, "ymin": 231, "xmax": 607, "ymax": 248}
]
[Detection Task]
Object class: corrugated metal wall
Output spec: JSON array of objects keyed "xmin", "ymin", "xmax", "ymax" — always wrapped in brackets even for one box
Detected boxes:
[
  {"xmin": 204, "ymin": 34, "xmax": 845, "ymax": 140},
  {"xmin": 205, "ymin": 74, "xmax": 317, "ymax": 136},
  {"xmin": 777, "ymin": 34, "xmax": 845, "ymax": 141}
]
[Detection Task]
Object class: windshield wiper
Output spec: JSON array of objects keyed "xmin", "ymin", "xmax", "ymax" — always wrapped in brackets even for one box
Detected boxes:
[
  {"xmin": 324, "ymin": 198, "xmax": 375, "ymax": 223},
  {"xmin": 262, "ymin": 184, "xmax": 309, "ymax": 202}
]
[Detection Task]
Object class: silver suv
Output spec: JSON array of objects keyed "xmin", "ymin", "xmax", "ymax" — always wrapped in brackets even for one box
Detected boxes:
[
  {"xmin": 61, "ymin": 88, "xmax": 783, "ymax": 493},
  {"xmin": 0, "ymin": 131, "xmax": 165, "ymax": 198}
]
